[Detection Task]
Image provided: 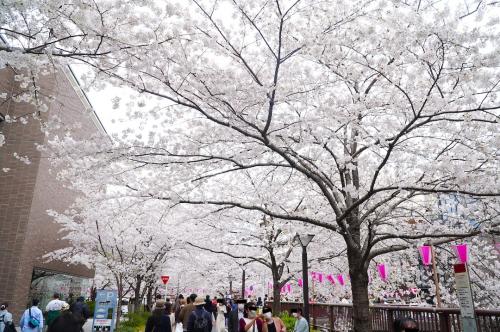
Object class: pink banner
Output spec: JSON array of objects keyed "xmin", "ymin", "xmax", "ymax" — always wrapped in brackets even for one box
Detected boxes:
[
  {"xmin": 419, "ymin": 245, "xmax": 432, "ymax": 265},
  {"xmin": 311, "ymin": 271, "xmax": 324, "ymax": 282},
  {"xmin": 298, "ymin": 278, "xmax": 303, "ymax": 287},
  {"xmin": 287, "ymin": 283, "xmax": 292, "ymax": 293},
  {"xmin": 336, "ymin": 274, "xmax": 345, "ymax": 286},
  {"xmin": 453, "ymin": 243, "xmax": 469, "ymax": 263},
  {"xmin": 377, "ymin": 264, "xmax": 387, "ymax": 282},
  {"xmin": 326, "ymin": 274, "xmax": 335, "ymax": 284}
]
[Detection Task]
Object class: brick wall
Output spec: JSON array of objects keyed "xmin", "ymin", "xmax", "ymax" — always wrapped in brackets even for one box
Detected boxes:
[{"xmin": 0, "ymin": 66, "xmax": 103, "ymax": 319}]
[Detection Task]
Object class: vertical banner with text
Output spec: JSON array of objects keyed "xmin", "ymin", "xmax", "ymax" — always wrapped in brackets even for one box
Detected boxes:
[{"xmin": 454, "ymin": 264, "xmax": 478, "ymax": 332}]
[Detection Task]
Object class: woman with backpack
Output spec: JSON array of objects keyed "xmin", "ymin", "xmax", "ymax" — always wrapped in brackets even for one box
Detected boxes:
[
  {"xmin": 146, "ymin": 300, "xmax": 172, "ymax": 332},
  {"xmin": 19, "ymin": 299, "xmax": 44, "ymax": 332},
  {"xmin": 0, "ymin": 303, "xmax": 15, "ymax": 332}
]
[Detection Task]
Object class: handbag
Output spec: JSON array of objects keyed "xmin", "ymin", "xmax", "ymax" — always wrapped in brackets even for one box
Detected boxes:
[
  {"xmin": 4, "ymin": 321, "xmax": 16, "ymax": 332},
  {"xmin": 28, "ymin": 308, "xmax": 40, "ymax": 328}
]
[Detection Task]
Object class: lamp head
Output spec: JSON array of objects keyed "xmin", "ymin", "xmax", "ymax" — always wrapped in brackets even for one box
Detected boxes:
[{"xmin": 296, "ymin": 233, "xmax": 315, "ymax": 247}]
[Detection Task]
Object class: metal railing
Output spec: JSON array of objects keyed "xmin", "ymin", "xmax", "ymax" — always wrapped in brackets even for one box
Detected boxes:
[{"xmin": 277, "ymin": 302, "xmax": 500, "ymax": 332}]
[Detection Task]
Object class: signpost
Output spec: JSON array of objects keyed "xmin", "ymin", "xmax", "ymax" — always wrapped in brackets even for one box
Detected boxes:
[
  {"xmin": 92, "ymin": 289, "xmax": 118, "ymax": 332},
  {"xmin": 454, "ymin": 264, "xmax": 478, "ymax": 332},
  {"xmin": 161, "ymin": 275, "xmax": 170, "ymax": 300}
]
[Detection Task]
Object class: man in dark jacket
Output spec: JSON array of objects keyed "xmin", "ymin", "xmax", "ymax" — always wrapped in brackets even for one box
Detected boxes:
[
  {"xmin": 48, "ymin": 303, "xmax": 81, "ymax": 332},
  {"xmin": 146, "ymin": 300, "xmax": 172, "ymax": 332},
  {"xmin": 187, "ymin": 297, "xmax": 212, "ymax": 332},
  {"xmin": 227, "ymin": 299, "xmax": 246, "ymax": 332},
  {"xmin": 71, "ymin": 296, "xmax": 91, "ymax": 329}
]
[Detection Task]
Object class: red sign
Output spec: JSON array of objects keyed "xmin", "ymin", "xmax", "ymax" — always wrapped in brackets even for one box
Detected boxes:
[{"xmin": 161, "ymin": 275, "xmax": 170, "ymax": 284}]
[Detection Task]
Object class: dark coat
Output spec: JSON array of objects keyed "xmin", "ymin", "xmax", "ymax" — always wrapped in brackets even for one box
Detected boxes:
[
  {"xmin": 72, "ymin": 301, "xmax": 91, "ymax": 323},
  {"xmin": 146, "ymin": 310, "xmax": 172, "ymax": 332},
  {"xmin": 187, "ymin": 307, "xmax": 212, "ymax": 332},
  {"xmin": 47, "ymin": 311, "xmax": 81, "ymax": 332},
  {"xmin": 227, "ymin": 308, "xmax": 239, "ymax": 332}
]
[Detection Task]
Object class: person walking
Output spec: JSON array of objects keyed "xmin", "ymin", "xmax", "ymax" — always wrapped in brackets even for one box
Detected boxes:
[
  {"xmin": 71, "ymin": 296, "xmax": 90, "ymax": 330},
  {"xmin": 146, "ymin": 300, "xmax": 172, "ymax": 332},
  {"xmin": 19, "ymin": 299, "xmax": 44, "ymax": 332},
  {"xmin": 187, "ymin": 297, "xmax": 212, "ymax": 332},
  {"xmin": 152, "ymin": 294, "xmax": 163, "ymax": 310},
  {"xmin": 173, "ymin": 294, "xmax": 184, "ymax": 314},
  {"xmin": 175, "ymin": 298, "xmax": 187, "ymax": 324},
  {"xmin": 47, "ymin": 303, "xmax": 80, "ymax": 332},
  {"xmin": 214, "ymin": 299, "xmax": 227, "ymax": 332},
  {"xmin": 290, "ymin": 309, "xmax": 307, "ymax": 332},
  {"xmin": 178, "ymin": 294, "xmax": 197, "ymax": 332},
  {"xmin": 0, "ymin": 303, "xmax": 15, "ymax": 332},
  {"xmin": 227, "ymin": 299, "xmax": 245, "ymax": 332},
  {"xmin": 262, "ymin": 308, "xmax": 285, "ymax": 332},
  {"xmin": 165, "ymin": 302, "xmax": 176, "ymax": 332},
  {"xmin": 45, "ymin": 294, "xmax": 67, "ymax": 327},
  {"xmin": 204, "ymin": 296, "xmax": 214, "ymax": 315}
]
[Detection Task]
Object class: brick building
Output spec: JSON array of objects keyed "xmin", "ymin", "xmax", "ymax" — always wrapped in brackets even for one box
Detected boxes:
[{"xmin": 0, "ymin": 64, "xmax": 107, "ymax": 319}]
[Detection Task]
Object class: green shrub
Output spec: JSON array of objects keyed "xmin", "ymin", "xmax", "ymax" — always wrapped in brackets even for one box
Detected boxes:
[
  {"xmin": 86, "ymin": 301, "xmax": 95, "ymax": 317},
  {"xmin": 117, "ymin": 310, "xmax": 150, "ymax": 332},
  {"xmin": 279, "ymin": 312, "xmax": 296, "ymax": 332}
]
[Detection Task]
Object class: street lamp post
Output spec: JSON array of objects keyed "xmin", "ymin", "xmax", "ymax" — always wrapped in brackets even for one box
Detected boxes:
[
  {"xmin": 295, "ymin": 233, "xmax": 315, "ymax": 324},
  {"xmin": 241, "ymin": 269, "xmax": 246, "ymax": 299},
  {"xmin": 228, "ymin": 275, "xmax": 236, "ymax": 298}
]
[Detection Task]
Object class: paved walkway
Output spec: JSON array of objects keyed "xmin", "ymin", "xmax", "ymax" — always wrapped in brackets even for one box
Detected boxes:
[{"xmin": 83, "ymin": 319, "xmax": 93, "ymax": 332}]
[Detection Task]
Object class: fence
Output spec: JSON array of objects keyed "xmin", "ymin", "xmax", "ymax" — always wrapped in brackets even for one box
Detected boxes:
[{"xmin": 277, "ymin": 302, "xmax": 500, "ymax": 332}]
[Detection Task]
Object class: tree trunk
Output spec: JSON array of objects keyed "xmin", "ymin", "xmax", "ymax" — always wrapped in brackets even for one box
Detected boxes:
[
  {"xmin": 272, "ymin": 278, "xmax": 281, "ymax": 313},
  {"xmin": 348, "ymin": 249, "xmax": 371, "ymax": 332},
  {"xmin": 146, "ymin": 286, "xmax": 153, "ymax": 311},
  {"xmin": 115, "ymin": 276, "xmax": 123, "ymax": 327},
  {"xmin": 132, "ymin": 275, "xmax": 143, "ymax": 313}
]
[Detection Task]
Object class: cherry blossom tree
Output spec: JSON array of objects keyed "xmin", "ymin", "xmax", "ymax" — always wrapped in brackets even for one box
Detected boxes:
[
  {"xmin": 185, "ymin": 211, "xmax": 300, "ymax": 312},
  {"xmin": 3, "ymin": 1, "xmax": 500, "ymax": 331},
  {"xmin": 47, "ymin": 194, "xmax": 175, "ymax": 321}
]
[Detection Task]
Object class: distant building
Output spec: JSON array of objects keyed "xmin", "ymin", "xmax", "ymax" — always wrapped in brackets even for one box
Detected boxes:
[{"xmin": 0, "ymin": 63, "xmax": 106, "ymax": 318}]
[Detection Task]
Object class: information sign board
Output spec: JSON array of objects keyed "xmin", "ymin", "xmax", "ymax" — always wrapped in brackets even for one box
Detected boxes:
[{"xmin": 92, "ymin": 289, "xmax": 118, "ymax": 332}]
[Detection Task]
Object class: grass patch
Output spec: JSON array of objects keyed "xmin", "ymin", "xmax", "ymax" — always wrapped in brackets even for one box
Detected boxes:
[{"xmin": 117, "ymin": 310, "xmax": 150, "ymax": 332}]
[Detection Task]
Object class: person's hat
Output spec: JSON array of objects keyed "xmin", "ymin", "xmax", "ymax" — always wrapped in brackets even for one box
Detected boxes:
[
  {"xmin": 217, "ymin": 299, "xmax": 224, "ymax": 304},
  {"xmin": 247, "ymin": 305, "xmax": 257, "ymax": 311},
  {"xmin": 193, "ymin": 296, "xmax": 205, "ymax": 306},
  {"xmin": 236, "ymin": 299, "xmax": 247, "ymax": 304},
  {"xmin": 62, "ymin": 303, "xmax": 70, "ymax": 311},
  {"xmin": 290, "ymin": 308, "xmax": 298, "ymax": 313},
  {"xmin": 155, "ymin": 300, "xmax": 166, "ymax": 309},
  {"xmin": 263, "ymin": 307, "xmax": 272, "ymax": 314}
]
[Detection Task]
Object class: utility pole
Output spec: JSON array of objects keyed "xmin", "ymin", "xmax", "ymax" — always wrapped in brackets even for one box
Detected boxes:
[{"xmin": 241, "ymin": 269, "xmax": 246, "ymax": 299}]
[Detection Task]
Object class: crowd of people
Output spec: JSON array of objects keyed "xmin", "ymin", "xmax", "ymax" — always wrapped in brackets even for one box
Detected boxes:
[
  {"xmin": 146, "ymin": 293, "xmax": 308, "ymax": 332},
  {"xmin": 0, "ymin": 292, "xmax": 90, "ymax": 332},
  {"xmin": 0, "ymin": 292, "xmax": 419, "ymax": 332}
]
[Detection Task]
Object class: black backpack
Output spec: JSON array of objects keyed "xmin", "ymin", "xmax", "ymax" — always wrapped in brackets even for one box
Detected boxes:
[
  {"xmin": 0, "ymin": 315, "xmax": 16, "ymax": 332},
  {"xmin": 193, "ymin": 311, "xmax": 208, "ymax": 331}
]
